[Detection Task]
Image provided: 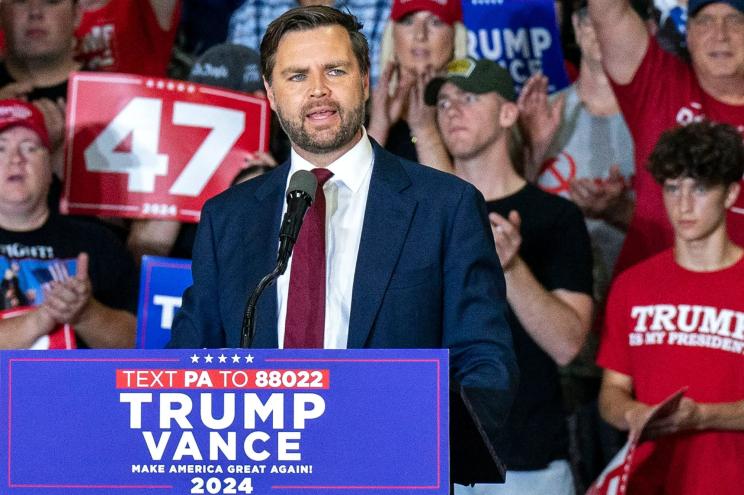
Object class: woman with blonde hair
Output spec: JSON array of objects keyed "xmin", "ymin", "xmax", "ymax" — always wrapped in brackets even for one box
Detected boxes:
[{"xmin": 367, "ymin": 0, "xmax": 467, "ymax": 170}]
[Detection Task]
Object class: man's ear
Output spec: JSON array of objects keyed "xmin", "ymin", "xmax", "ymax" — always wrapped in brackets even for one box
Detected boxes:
[
  {"xmin": 363, "ymin": 71, "xmax": 370, "ymax": 101},
  {"xmin": 73, "ymin": 0, "xmax": 84, "ymax": 30},
  {"xmin": 571, "ymin": 12, "xmax": 580, "ymax": 36},
  {"xmin": 499, "ymin": 101, "xmax": 519, "ymax": 128},
  {"xmin": 725, "ymin": 182, "xmax": 741, "ymax": 209},
  {"xmin": 263, "ymin": 77, "xmax": 276, "ymax": 111}
]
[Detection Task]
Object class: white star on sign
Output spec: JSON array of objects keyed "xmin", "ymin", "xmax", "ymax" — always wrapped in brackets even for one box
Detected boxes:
[
  {"xmin": 190, "ymin": 354, "xmax": 199, "ymax": 363},
  {"xmin": 218, "ymin": 354, "xmax": 227, "ymax": 363},
  {"xmin": 245, "ymin": 354, "xmax": 254, "ymax": 364},
  {"xmin": 231, "ymin": 354, "xmax": 241, "ymax": 363},
  {"xmin": 204, "ymin": 354, "xmax": 214, "ymax": 363}
]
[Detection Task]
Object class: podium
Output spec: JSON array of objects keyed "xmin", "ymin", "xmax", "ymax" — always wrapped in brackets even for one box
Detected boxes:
[
  {"xmin": 0, "ymin": 348, "xmax": 504, "ymax": 494},
  {"xmin": 450, "ymin": 383, "xmax": 507, "ymax": 486},
  {"xmin": 1, "ymin": 348, "xmax": 505, "ymax": 494}
]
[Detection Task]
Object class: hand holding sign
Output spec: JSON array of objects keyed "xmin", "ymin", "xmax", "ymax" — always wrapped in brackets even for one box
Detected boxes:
[
  {"xmin": 587, "ymin": 388, "xmax": 687, "ymax": 495},
  {"xmin": 639, "ymin": 397, "xmax": 704, "ymax": 439},
  {"xmin": 627, "ymin": 388, "xmax": 690, "ymax": 442}
]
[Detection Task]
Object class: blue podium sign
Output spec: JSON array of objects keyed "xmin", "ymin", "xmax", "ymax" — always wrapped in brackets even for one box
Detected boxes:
[
  {"xmin": 0, "ymin": 349, "xmax": 449, "ymax": 494},
  {"xmin": 136, "ymin": 256, "xmax": 193, "ymax": 348}
]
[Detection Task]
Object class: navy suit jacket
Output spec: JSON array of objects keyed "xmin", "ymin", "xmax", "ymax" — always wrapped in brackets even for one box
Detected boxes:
[{"xmin": 170, "ymin": 141, "xmax": 517, "ymax": 405}]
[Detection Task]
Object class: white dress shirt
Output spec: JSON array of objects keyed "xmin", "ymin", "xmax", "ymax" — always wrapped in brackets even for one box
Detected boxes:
[{"xmin": 276, "ymin": 129, "xmax": 374, "ymax": 349}]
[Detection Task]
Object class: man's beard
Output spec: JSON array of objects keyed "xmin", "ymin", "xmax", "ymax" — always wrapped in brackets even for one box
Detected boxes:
[{"xmin": 274, "ymin": 97, "xmax": 366, "ymax": 155}]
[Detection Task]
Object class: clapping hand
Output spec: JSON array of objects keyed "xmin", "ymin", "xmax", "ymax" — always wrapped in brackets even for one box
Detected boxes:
[
  {"xmin": 39, "ymin": 253, "xmax": 92, "ymax": 325},
  {"xmin": 489, "ymin": 210, "xmax": 522, "ymax": 271}
]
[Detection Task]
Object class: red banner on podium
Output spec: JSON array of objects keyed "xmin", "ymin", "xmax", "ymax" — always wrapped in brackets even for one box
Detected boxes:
[{"xmin": 62, "ymin": 72, "xmax": 271, "ymax": 222}]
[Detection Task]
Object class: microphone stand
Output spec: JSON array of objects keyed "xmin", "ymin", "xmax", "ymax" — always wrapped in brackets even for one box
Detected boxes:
[{"xmin": 239, "ymin": 256, "xmax": 288, "ymax": 348}]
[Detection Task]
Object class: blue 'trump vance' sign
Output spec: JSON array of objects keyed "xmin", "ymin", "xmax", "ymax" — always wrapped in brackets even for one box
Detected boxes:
[{"xmin": 0, "ymin": 349, "xmax": 449, "ymax": 494}]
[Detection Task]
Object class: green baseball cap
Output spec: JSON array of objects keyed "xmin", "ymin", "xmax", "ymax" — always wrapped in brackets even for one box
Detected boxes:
[{"xmin": 424, "ymin": 57, "xmax": 517, "ymax": 106}]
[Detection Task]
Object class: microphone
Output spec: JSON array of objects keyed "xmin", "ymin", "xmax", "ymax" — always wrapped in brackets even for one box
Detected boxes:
[
  {"xmin": 240, "ymin": 170, "xmax": 318, "ymax": 348},
  {"xmin": 277, "ymin": 170, "xmax": 318, "ymax": 273}
]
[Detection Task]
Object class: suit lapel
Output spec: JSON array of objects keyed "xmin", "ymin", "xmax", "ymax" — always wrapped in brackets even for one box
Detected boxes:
[
  {"xmin": 246, "ymin": 164, "xmax": 289, "ymax": 348},
  {"xmin": 347, "ymin": 144, "xmax": 416, "ymax": 348}
]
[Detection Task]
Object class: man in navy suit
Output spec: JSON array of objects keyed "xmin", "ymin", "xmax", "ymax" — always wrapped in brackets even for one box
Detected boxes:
[{"xmin": 169, "ymin": 6, "xmax": 517, "ymax": 406}]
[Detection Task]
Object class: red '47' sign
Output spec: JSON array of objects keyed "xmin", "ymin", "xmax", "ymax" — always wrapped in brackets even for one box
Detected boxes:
[{"xmin": 63, "ymin": 72, "xmax": 270, "ymax": 222}]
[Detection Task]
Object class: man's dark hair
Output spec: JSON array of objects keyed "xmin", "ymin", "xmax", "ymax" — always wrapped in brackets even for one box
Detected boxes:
[
  {"xmin": 260, "ymin": 5, "xmax": 369, "ymax": 85},
  {"xmin": 648, "ymin": 121, "xmax": 744, "ymax": 186}
]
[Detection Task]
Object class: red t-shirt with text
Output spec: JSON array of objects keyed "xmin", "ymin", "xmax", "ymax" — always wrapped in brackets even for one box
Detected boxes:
[
  {"xmin": 611, "ymin": 38, "xmax": 744, "ymax": 273},
  {"xmin": 598, "ymin": 249, "xmax": 744, "ymax": 494}
]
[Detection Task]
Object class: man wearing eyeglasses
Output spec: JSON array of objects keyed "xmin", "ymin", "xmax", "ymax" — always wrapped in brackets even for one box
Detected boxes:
[{"xmin": 587, "ymin": 0, "xmax": 744, "ymax": 274}]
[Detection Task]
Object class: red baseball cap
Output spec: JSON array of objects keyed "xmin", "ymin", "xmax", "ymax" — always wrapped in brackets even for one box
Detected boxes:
[
  {"xmin": 0, "ymin": 99, "xmax": 51, "ymax": 149},
  {"xmin": 390, "ymin": 0, "xmax": 463, "ymax": 25}
]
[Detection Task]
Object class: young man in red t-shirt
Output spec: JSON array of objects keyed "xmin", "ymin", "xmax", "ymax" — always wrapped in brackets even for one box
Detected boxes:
[
  {"xmin": 597, "ymin": 121, "xmax": 744, "ymax": 494},
  {"xmin": 588, "ymin": 0, "xmax": 744, "ymax": 273}
]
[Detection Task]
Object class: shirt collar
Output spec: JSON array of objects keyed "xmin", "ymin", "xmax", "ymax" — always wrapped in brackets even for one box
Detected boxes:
[{"xmin": 288, "ymin": 127, "xmax": 374, "ymax": 193}]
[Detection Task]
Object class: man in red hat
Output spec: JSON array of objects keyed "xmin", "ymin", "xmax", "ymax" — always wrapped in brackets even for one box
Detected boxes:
[{"xmin": 0, "ymin": 100, "xmax": 137, "ymax": 349}]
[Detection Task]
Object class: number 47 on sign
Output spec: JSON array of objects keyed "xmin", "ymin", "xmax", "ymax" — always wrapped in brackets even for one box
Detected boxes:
[{"xmin": 63, "ymin": 72, "xmax": 271, "ymax": 223}]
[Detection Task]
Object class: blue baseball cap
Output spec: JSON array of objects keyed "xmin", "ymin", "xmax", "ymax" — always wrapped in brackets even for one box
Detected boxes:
[{"xmin": 688, "ymin": 0, "xmax": 744, "ymax": 16}]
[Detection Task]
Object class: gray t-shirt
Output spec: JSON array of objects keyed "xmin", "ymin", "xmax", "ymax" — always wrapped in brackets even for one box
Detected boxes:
[{"xmin": 536, "ymin": 85, "xmax": 634, "ymax": 300}]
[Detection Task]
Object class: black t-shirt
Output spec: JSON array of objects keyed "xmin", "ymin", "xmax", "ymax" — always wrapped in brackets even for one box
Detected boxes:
[
  {"xmin": 0, "ymin": 213, "xmax": 138, "ymax": 347},
  {"xmin": 0, "ymin": 63, "xmax": 68, "ymax": 102},
  {"xmin": 385, "ymin": 120, "xmax": 418, "ymax": 163},
  {"xmin": 486, "ymin": 184, "xmax": 593, "ymax": 470}
]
